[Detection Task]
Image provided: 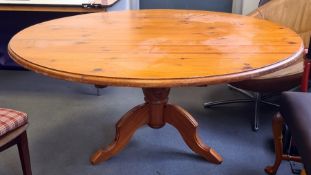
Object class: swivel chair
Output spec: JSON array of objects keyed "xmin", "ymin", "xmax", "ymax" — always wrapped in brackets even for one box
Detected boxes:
[{"xmin": 204, "ymin": 0, "xmax": 311, "ymax": 131}]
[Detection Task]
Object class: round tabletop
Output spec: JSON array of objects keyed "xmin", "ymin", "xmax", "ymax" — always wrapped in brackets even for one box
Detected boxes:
[{"xmin": 8, "ymin": 10, "xmax": 304, "ymax": 87}]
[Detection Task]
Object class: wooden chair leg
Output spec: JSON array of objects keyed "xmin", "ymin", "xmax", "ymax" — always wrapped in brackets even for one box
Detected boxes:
[
  {"xmin": 265, "ymin": 112, "xmax": 284, "ymax": 175},
  {"xmin": 301, "ymin": 169, "xmax": 307, "ymax": 175},
  {"xmin": 17, "ymin": 131, "xmax": 32, "ymax": 175}
]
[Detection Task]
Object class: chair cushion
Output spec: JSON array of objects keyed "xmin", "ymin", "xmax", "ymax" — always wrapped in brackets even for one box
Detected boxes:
[
  {"xmin": 280, "ymin": 92, "xmax": 311, "ymax": 174},
  {"xmin": 0, "ymin": 108, "xmax": 28, "ymax": 137}
]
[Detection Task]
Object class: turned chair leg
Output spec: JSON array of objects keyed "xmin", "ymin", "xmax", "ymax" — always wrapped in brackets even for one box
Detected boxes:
[
  {"xmin": 265, "ymin": 112, "xmax": 303, "ymax": 175},
  {"xmin": 17, "ymin": 131, "xmax": 32, "ymax": 175},
  {"xmin": 265, "ymin": 113, "xmax": 284, "ymax": 175},
  {"xmin": 301, "ymin": 169, "xmax": 307, "ymax": 175}
]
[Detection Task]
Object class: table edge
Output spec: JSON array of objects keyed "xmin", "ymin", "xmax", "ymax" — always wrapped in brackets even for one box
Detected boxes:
[{"xmin": 8, "ymin": 42, "xmax": 305, "ymax": 88}]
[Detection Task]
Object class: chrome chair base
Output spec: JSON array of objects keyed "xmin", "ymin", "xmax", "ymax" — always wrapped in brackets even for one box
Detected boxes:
[{"xmin": 204, "ymin": 85, "xmax": 279, "ymax": 131}]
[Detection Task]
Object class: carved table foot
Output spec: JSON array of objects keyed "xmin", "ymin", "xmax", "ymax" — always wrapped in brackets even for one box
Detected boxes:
[
  {"xmin": 91, "ymin": 104, "xmax": 149, "ymax": 164},
  {"xmin": 164, "ymin": 104, "xmax": 223, "ymax": 164},
  {"xmin": 91, "ymin": 88, "xmax": 222, "ymax": 165}
]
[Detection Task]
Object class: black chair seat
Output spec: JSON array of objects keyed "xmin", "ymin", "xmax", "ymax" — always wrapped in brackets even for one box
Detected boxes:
[{"xmin": 281, "ymin": 92, "xmax": 311, "ymax": 174}]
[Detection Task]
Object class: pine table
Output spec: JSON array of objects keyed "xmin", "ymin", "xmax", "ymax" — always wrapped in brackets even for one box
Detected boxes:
[{"xmin": 8, "ymin": 10, "xmax": 304, "ymax": 165}]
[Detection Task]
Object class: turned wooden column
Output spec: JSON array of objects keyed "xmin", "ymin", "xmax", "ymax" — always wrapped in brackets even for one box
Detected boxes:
[{"xmin": 143, "ymin": 88, "xmax": 170, "ymax": 129}]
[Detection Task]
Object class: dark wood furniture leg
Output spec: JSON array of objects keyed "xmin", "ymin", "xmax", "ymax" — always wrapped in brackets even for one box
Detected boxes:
[
  {"xmin": 265, "ymin": 113, "xmax": 301, "ymax": 175},
  {"xmin": 91, "ymin": 88, "xmax": 223, "ymax": 165},
  {"xmin": 17, "ymin": 132, "xmax": 32, "ymax": 175},
  {"xmin": 0, "ymin": 131, "xmax": 32, "ymax": 175}
]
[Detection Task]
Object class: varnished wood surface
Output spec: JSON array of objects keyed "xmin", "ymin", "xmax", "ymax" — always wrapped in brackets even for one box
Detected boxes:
[
  {"xmin": 8, "ymin": 10, "xmax": 304, "ymax": 87},
  {"xmin": 0, "ymin": 0, "xmax": 118, "ymax": 12},
  {"xmin": 265, "ymin": 113, "xmax": 284, "ymax": 175},
  {"xmin": 91, "ymin": 104, "xmax": 149, "ymax": 164},
  {"xmin": 265, "ymin": 112, "xmax": 302, "ymax": 175},
  {"xmin": 91, "ymin": 88, "xmax": 222, "ymax": 164}
]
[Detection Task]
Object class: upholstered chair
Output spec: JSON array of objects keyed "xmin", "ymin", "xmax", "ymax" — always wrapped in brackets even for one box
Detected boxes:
[
  {"xmin": 265, "ymin": 35, "xmax": 311, "ymax": 175},
  {"xmin": 0, "ymin": 108, "xmax": 32, "ymax": 175},
  {"xmin": 265, "ymin": 92, "xmax": 311, "ymax": 175}
]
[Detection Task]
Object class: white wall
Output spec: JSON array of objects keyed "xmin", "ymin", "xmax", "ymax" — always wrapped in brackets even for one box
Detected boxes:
[
  {"xmin": 130, "ymin": 0, "xmax": 139, "ymax": 9},
  {"xmin": 107, "ymin": 0, "xmax": 139, "ymax": 11},
  {"xmin": 232, "ymin": 0, "xmax": 243, "ymax": 14},
  {"xmin": 242, "ymin": 0, "xmax": 260, "ymax": 14},
  {"xmin": 232, "ymin": 0, "xmax": 260, "ymax": 15}
]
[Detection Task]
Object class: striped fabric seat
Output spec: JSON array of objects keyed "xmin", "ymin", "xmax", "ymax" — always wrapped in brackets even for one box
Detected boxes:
[{"xmin": 0, "ymin": 108, "xmax": 28, "ymax": 137}]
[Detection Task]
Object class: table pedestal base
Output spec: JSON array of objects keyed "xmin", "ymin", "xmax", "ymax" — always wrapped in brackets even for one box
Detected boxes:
[{"xmin": 90, "ymin": 88, "xmax": 223, "ymax": 165}]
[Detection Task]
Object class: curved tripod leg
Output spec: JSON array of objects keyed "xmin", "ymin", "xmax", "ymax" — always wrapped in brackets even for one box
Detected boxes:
[
  {"xmin": 265, "ymin": 113, "xmax": 284, "ymax": 175},
  {"xmin": 90, "ymin": 104, "xmax": 148, "ymax": 165},
  {"xmin": 164, "ymin": 104, "xmax": 223, "ymax": 164}
]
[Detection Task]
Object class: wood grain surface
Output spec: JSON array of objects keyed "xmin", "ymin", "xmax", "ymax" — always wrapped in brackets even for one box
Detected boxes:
[
  {"xmin": 8, "ymin": 10, "xmax": 304, "ymax": 87},
  {"xmin": 90, "ymin": 88, "xmax": 223, "ymax": 165}
]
